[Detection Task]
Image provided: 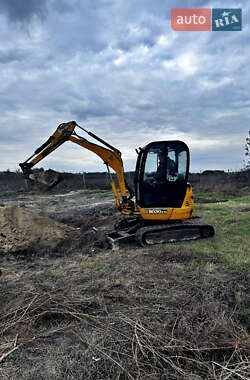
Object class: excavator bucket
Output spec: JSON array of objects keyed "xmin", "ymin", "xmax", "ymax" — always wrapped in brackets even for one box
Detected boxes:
[{"xmin": 27, "ymin": 169, "xmax": 61, "ymax": 191}]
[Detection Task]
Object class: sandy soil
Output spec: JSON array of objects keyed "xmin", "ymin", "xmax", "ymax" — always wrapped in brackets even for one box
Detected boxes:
[
  {"xmin": 0, "ymin": 190, "xmax": 116, "ymax": 254},
  {"xmin": 0, "ymin": 206, "xmax": 75, "ymax": 253}
]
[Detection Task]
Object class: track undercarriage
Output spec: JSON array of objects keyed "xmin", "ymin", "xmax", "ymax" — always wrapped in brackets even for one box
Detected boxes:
[{"xmin": 107, "ymin": 216, "xmax": 215, "ymax": 249}]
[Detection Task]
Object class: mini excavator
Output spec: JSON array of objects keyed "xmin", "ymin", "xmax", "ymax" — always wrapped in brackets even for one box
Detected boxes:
[{"xmin": 19, "ymin": 121, "xmax": 214, "ymax": 247}]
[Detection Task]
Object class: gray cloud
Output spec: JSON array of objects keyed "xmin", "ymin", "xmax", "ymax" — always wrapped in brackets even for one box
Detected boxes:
[
  {"xmin": 0, "ymin": 0, "xmax": 249, "ymax": 173},
  {"xmin": 0, "ymin": 48, "xmax": 28, "ymax": 63},
  {"xmin": 0, "ymin": 0, "xmax": 48, "ymax": 22}
]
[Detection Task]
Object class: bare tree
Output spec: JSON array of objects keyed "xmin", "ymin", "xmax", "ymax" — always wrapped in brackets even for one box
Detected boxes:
[{"xmin": 245, "ymin": 131, "xmax": 250, "ymax": 168}]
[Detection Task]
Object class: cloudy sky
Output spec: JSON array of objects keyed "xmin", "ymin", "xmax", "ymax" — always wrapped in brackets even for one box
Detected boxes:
[{"xmin": 0, "ymin": 0, "xmax": 249, "ymax": 173}]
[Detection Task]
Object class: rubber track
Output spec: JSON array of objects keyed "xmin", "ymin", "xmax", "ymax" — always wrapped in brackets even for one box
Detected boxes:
[{"xmin": 135, "ymin": 223, "xmax": 215, "ymax": 247}]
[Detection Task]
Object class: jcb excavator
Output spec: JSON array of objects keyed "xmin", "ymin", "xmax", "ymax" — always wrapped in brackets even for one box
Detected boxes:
[{"xmin": 19, "ymin": 121, "xmax": 214, "ymax": 247}]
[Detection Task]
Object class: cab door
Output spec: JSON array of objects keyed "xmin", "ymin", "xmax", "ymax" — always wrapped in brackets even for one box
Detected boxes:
[{"xmin": 134, "ymin": 141, "xmax": 190, "ymax": 208}]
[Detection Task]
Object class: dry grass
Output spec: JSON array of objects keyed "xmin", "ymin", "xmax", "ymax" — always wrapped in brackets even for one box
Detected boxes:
[
  {"xmin": 0, "ymin": 292, "xmax": 249, "ymax": 379},
  {"xmin": 0, "ymin": 179, "xmax": 250, "ymax": 379},
  {"xmin": 0, "ymin": 245, "xmax": 249, "ymax": 379}
]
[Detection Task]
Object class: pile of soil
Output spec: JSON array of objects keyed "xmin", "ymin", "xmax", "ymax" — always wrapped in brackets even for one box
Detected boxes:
[{"xmin": 0, "ymin": 206, "xmax": 75, "ymax": 253}]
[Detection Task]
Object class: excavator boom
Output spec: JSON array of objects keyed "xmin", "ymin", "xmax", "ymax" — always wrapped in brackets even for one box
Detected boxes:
[{"xmin": 19, "ymin": 121, "xmax": 134, "ymax": 212}]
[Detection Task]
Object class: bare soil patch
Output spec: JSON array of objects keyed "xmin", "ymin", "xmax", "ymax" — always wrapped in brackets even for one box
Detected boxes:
[
  {"xmin": 0, "ymin": 190, "xmax": 119, "ymax": 258},
  {"xmin": 0, "ymin": 189, "xmax": 114, "ymax": 218},
  {"xmin": 0, "ymin": 206, "xmax": 75, "ymax": 254}
]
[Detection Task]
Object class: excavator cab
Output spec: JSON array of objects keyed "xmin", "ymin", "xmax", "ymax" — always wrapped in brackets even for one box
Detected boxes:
[{"xmin": 135, "ymin": 141, "xmax": 189, "ymax": 208}]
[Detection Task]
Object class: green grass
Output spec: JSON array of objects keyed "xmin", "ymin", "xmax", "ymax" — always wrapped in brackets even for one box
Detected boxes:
[
  {"xmin": 194, "ymin": 191, "xmax": 235, "ymax": 200},
  {"xmin": 172, "ymin": 195, "xmax": 250, "ymax": 269}
]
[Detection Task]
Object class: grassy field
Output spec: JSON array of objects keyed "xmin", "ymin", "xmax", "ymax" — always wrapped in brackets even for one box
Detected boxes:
[
  {"xmin": 0, "ymin": 193, "xmax": 249, "ymax": 379},
  {"xmin": 188, "ymin": 194, "xmax": 250, "ymax": 269}
]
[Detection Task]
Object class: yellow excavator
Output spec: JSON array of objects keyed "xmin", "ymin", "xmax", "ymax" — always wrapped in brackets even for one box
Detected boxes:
[{"xmin": 19, "ymin": 121, "xmax": 214, "ymax": 247}]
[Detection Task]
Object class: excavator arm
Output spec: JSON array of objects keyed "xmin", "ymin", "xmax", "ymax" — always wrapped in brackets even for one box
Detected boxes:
[{"xmin": 19, "ymin": 121, "xmax": 134, "ymax": 213}]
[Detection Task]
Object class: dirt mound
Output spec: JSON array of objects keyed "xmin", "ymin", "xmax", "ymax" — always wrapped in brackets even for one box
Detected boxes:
[{"xmin": 0, "ymin": 206, "xmax": 74, "ymax": 253}]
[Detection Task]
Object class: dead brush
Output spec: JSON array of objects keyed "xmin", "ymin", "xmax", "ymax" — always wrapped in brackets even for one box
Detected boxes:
[{"xmin": 0, "ymin": 289, "xmax": 249, "ymax": 379}]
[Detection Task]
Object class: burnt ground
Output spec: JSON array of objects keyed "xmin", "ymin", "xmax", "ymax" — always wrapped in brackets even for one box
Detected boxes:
[{"xmin": 0, "ymin": 189, "xmax": 249, "ymax": 379}]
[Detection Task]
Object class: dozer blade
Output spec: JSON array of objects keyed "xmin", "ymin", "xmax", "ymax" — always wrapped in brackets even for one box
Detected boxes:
[
  {"xmin": 106, "ymin": 230, "xmax": 136, "ymax": 250},
  {"xmin": 135, "ymin": 223, "xmax": 215, "ymax": 247}
]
